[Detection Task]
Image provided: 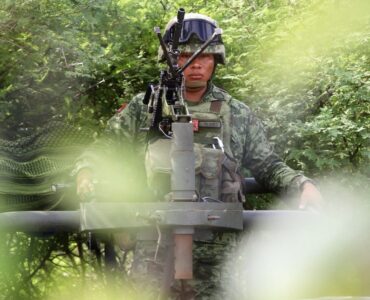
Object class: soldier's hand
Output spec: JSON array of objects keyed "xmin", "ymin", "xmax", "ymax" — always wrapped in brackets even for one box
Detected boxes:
[
  {"xmin": 298, "ymin": 181, "xmax": 323, "ymax": 211},
  {"xmin": 115, "ymin": 232, "xmax": 136, "ymax": 251},
  {"xmin": 76, "ymin": 168, "xmax": 95, "ymax": 201}
]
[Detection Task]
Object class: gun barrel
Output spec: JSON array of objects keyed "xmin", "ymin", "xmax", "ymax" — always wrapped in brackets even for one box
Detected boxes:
[
  {"xmin": 155, "ymin": 27, "xmax": 176, "ymax": 76},
  {"xmin": 0, "ymin": 211, "xmax": 80, "ymax": 232},
  {"xmin": 171, "ymin": 8, "xmax": 185, "ymax": 51}
]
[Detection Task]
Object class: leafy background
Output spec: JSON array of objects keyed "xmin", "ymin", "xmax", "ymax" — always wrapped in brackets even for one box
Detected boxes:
[
  {"xmin": 0, "ymin": 0, "xmax": 369, "ymax": 298},
  {"xmin": 1, "ymin": 0, "xmax": 368, "ymax": 182}
]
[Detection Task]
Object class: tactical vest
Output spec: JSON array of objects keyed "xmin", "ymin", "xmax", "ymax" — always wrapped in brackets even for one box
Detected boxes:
[{"xmin": 145, "ymin": 95, "xmax": 245, "ymax": 203}]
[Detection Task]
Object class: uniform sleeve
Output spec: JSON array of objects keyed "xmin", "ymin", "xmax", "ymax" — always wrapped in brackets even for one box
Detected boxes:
[
  {"xmin": 106, "ymin": 93, "xmax": 148, "ymax": 144},
  {"xmin": 72, "ymin": 93, "xmax": 148, "ymax": 176},
  {"xmin": 240, "ymin": 107, "xmax": 310, "ymax": 194}
]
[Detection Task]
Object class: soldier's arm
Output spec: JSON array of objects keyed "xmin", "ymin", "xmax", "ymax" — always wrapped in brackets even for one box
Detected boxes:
[
  {"xmin": 240, "ymin": 108, "xmax": 322, "ymax": 209},
  {"xmin": 105, "ymin": 93, "xmax": 148, "ymax": 146},
  {"xmin": 73, "ymin": 94, "xmax": 147, "ymax": 199},
  {"xmin": 239, "ymin": 105, "xmax": 312, "ymax": 196}
]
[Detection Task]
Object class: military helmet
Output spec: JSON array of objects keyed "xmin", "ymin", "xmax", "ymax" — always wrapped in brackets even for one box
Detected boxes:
[{"xmin": 158, "ymin": 13, "xmax": 226, "ymax": 65}]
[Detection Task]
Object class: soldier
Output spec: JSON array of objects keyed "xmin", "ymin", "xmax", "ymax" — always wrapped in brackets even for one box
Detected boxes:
[{"xmin": 75, "ymin": 12, "xmax": 322, "ymax": 298}]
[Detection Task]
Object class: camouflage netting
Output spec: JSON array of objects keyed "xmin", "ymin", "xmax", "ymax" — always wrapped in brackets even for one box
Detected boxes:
[{"xmin": 0, "ymin": 121, "xmax": 94, "ymax": 212}]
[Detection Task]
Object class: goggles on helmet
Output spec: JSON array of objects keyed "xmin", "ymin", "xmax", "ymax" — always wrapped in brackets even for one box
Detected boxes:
[{"xmin": 163, "ymin": 19, "xmax": 223, "ymax": 45}]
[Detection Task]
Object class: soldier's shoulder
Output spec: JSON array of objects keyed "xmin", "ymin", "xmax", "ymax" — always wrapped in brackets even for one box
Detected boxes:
[
  {"xmin": 229, "ymin": 97, "xmax": 251, "ymax": 112},
  {"xmin": 125, "ymin": 92, "xmax": 146, "ymax": 109},
  {"xmin": 212, "ymin": 85, "xmax": 252, "ymax": 111},
  {"xmin": 108, "ymin": 92, "xmax": 146, "ymax": 127},
  {"xmin": 224, "ymin": 93, "xmax": 253, "ymax": 117},
  {"xmin": 211, "ymin": 85, "xmax": 232, "ymax": 101},
  {"xmin": 115, "ymin": 92, "xmax": 146, "ymax": 116},
  {"xmin": 131, "ymin": 92, "xmax": 146, "ymax": 102}
]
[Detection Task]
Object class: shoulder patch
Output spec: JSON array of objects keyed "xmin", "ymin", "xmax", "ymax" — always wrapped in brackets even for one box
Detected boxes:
[{"xmin": 116, "ymin": 102, "xmax": 128, "ymax": 114}]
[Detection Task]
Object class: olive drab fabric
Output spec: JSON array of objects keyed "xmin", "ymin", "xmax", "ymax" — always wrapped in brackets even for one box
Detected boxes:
[
  {"xmin": 145, "ymin": 140, "xmax": 245, "ymax": 203},
  {"xmin": 145, "ymin": 89, "xmax": 246, "ymax": 203},
  {"xmin": 188, "ymin": 91, "xmax": 245, "ymax": 203}
]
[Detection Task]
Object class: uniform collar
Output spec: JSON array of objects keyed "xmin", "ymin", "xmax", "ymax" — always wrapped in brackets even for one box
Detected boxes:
[
  {"xmin": 202, "ymin": 83, "xmax": 216, "ymax": 103},
  {"xmin": 185, "ymin": 83, "xmax": 219, "ymax": 105}
]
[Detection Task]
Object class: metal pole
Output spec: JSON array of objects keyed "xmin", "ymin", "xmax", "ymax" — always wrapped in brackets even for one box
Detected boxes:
[
  {"xmin": 171, "ymin": 122, "xmax": 196, "ymax": 280},
  {"xmin": 0, "ymin": 211, "xmax": 80, "ymax": 232}
]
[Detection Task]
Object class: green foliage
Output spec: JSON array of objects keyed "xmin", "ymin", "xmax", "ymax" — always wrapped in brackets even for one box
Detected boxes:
[
  {"xmin": 0, "ymin": 233, "xmax": 80, "ymax": 299},
  {"xmin": 2, "ymin": 0, "xmax": 368, "ymax": 181},
  {"xmin": 0, "ymin": 232, "xmax": 135, "ymax": 300},
  {"xmin": 214, "ymin": 0, "xmax": 370, "ymax": 185},
  {"xmin": 0, "ymin": 0, "xmax": 164, "ymax": 135},
  {"xmin": 0, "ymin": 0, "xmax": 369, "ymax": 297}
]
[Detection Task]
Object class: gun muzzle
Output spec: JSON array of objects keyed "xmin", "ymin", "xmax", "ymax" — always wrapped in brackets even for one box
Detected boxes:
[{"xmin": 172, "ymin": 8, "xmax": 185, "ymax": 51}]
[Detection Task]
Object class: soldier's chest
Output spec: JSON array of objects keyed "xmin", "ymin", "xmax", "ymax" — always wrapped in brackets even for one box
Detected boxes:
[{"xmin": 188, "ymin": 102, "xmax": 245, "ymax": 162}]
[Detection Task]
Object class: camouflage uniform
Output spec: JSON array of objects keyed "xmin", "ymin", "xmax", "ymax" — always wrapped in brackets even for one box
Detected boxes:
[
  {"xmin": 75, "ymin": 13, "xmax": 318, "ymax": 299},
  {"xmin": 81, "ymin": 83, "xmax": 310, "ymax": 298},
  {"xmin": 106, "ymin": 83, "xmax": 309, "ymax": 194}
]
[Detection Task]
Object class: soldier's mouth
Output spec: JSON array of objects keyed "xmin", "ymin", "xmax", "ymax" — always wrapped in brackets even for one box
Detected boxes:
[{"xmin": 188, "ymin": 74, "xmax": 203, "ymax": 80}]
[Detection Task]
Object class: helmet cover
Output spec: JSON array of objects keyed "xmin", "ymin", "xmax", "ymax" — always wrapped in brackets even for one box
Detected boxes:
[{"xmin": 158, "ymin": 13, "xmax": 225, "ymax": 64}]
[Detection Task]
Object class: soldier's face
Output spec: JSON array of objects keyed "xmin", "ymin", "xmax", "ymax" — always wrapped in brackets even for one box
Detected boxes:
[{"xmin": 178, "ymin": 53, "xmax": 215, "ymax": 87}]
